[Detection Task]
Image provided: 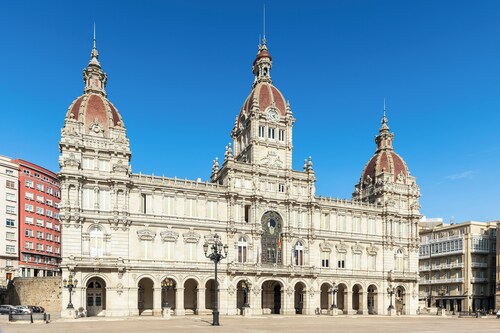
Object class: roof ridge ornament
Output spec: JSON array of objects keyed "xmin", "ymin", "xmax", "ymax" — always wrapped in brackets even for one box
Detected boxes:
[{"xmin": 83, "ymin": 24, "xmax": 108, "ymax": 97}]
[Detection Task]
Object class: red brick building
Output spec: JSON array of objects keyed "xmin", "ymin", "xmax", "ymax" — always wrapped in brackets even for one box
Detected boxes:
[{"xmin": 13, "ymin": 159, "xmax": 61, "ymax": 277}]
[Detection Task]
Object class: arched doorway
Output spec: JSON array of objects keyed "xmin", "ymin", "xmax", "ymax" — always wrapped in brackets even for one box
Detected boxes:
[
  {"xmin": 205, "ymin": 280, "xmax": 216, "ymax": 310},
  {"xmin": 352, "ymin": 284, "xmax": 362, "ymax": 314},
  {"xmin": 184, "ymin": 279, "xmax": 198, "ymax": 315},
  {"xmin": 138, "ymin": 277, "xmax": 154, "ymax": 315},
  {"xmin": 261, "ymin": 211, "xmax": 283, "ymax": 265},
  {"xmin": 161, "ymin": 278, "xmax": 176, "ymax": 310},
  {"xmin": 395, "ymin": 286, "xmax": 405, "ymax": 315},
  {"xmin": 320, "ymin": 283, "xmax": 331, "ymax": 313},
  {"xmin": 86, "ymin": 277, "xmax": 106, "ymax": 316},
  {"xmin": 337, "ymin": 283, "xmax": 347, "ymax": 313},
  {"xmin": 294, "ymin": 282, "xmax": 306, "ymax": 314},
  {"xmin": 261, "ymin": 280, "xmax": 282, "ymax": 314},
  {"xmin": 367, "ymin": 285, "xmax": 378, "ymax": 314},
  {"xmin": 237, "ymin": 280, "xmax": 250, "ymax": 314}
]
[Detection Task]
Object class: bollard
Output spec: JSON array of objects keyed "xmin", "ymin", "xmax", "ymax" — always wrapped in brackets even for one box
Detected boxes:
[{"xmin": 30, "ymin": 313, "xmax": 33, "ymax": 323}]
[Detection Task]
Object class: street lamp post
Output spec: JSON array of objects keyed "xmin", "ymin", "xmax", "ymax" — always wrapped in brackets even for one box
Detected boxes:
[
  {"xmin": 203, "ymin": 234, "xmax": 228, "ymax": 326},
  {"xmin": 438, "ymin": 286, "xmax": 445, "ymax": 314},
  {"xmin": 161, "ymin": 278, "xmax": 174, "ymax": 308},
  {"xmin": 63, "ymin": 274, "xmax": 78, "ymax": 309},
  {"xmin": 387, "ymin": 285, "xmax": 395, "ymax": 311},
  {"xmin": 330, "ymin": 283, "xmax": 338, "ymax": 310}
]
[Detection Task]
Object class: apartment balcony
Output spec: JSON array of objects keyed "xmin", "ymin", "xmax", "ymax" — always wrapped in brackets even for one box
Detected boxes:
[
  {"xmin": 470, "ymin": 277, "xmax": 489, "ymax": 283},
  {"xmin": 470, "ymin": 262, "xmax": 488, "ymax": 268},
  {"xmin": 419, "ymin": 278, "xmax": 463, "ymax": 285}
]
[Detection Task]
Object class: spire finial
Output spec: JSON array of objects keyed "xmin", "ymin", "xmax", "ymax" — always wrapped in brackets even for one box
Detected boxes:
[
  {"xmin": 83, "ymin": 23, "xmax": 107, "ymax": 96},
  {"xmin": 263, "ymin": 4, "xmax": 266, "ymax": 41},
  {"xmin": 93, "ymin": 22, "xmax": 96, "ymax": 49},
  {"xmin": 383, "ymin": 97, "xmax": 386, "ymax": 118}
]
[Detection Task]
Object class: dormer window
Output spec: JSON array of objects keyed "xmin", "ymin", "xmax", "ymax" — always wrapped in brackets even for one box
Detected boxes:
[
  {"xmin": 259, "ymin": 126, "xmax": 265, "ymax": 138},
  {"xmin": 268, "ymin": 128, "xmax": 275, "ymax": 140}
]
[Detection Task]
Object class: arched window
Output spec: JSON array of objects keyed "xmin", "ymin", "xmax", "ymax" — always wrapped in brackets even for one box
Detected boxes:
[
  {"xmin": 237, "ymin": 237, "xmax": 247, "ymax": 263},
  {"xmin": 89, "ymin": 225, "xmax": 104, "ymax": 257},
  {"xmin": 294, "ymin": 241, "xmax": 304, "ymax": 266},
  {"xmin": 395, "ymin": 248, "xmax": 404, "ymax": 271}
]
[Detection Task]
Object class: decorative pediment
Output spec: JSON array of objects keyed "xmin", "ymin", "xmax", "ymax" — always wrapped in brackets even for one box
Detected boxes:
[
  {"xmin": 204, "ymin": 230, "xmax": 217, "ymax": 244},
  {"xmin": 351, "ymin": 242, "xmax": 363, "ymax": 254},
  {"xmin": 113, "ymin": 160, "xmax": 129, "ymax": 173},
  {"xmin": 366, "ymin": 243, "xmax": 379, "ymax": 255},
  {"xmin": 160, "ymin": 226, "xmax": 179, "ymax": 242},
  {"xmin": 183, "ymin": 228, "xmax": 201, "ymax": 243},
  {"xmin": 137, "ymin": 228, "xmax": 156, "ymax": 241},
  {"xmin": 260, "ymin": 151, "xmax": 283, "ymax": 169},
  {"xmin": 319, "ymin": 240, "xmax": 333, "ymax": 252},
  {"xmin": 335, "ymin": 241, "xmax": 348, "ymax": 254}
]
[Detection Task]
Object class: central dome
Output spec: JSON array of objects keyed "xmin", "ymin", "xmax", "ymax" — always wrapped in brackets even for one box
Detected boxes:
[{"xmin": 241, "ymin": 82, "xmax": 287, "ymax": 117}]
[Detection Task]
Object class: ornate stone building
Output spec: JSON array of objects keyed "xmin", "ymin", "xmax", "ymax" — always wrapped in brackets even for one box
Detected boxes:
[{"xmin": 58, "ymin": 38, "xmax": 421, "ymax": 317}]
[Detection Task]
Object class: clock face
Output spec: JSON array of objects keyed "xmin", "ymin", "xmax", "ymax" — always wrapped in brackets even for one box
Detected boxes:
[{"xmin": 267, "ymin": 108, "xmax": 279, "ymax": 122}]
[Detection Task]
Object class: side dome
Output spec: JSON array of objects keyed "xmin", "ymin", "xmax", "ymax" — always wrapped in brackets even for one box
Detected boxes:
[
  {"xmin": 63, "ymin": 40, "xmax": 124, "ymax": 138},
  {"xmin": 358, "ymin": 113, "xmax": 412, "ymax": 188},
  {"xmin": 65, "ymin": 94, "xmax": 124, "ymax": 137}
]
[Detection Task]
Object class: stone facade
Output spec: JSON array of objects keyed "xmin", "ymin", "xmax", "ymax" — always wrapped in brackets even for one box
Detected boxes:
[
  {"xmin": 58, "ymin": 38, "xmax": 421, "ymax": 318},
  {"xmin": 7, "ymin": 277, "xmax": 62, "ymax": 313}
]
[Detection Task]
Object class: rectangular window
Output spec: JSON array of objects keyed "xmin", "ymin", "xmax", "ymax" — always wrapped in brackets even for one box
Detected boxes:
[
  {"xmin": 99, "ymin": 190, "xmax": 110, "ymax": 211},
  {"xmin": 25, "ymin": 192, "xmax": 34, "ymax": 200},
  {"xmin": 337, "ymin": 253, "xmax": 346, "ymax": 268},
  {"xmin": 82, "ymin": 188, "xmax": 95, "ymax": 209},
  {"xmin": 34, "ymin": 255, "xmax": 41, "ymax": 263},
  {"xmin": 6, "ymin": 192, "xmax": 16, "ymax": 201},
  {"xmin": 6, "ymin": 218, "xmax": 15, "ymax": 227},
  {"xmin": 6, "ymin": 205, "xmax": 16, "ymax": 214},
  {"xmin": 278, "ymin": 129, "xmax": 285, "ymax": 141},
  {"xmin": 185, "ymin": 198, "xmax": 197, "ymax": 217},
  {"xmin": 165, "ymin": 241, "xmax": 175, "ymax": 260},
  {"xmin": 353, "ymin": 253, "xmax": 361, "ymax": 269},
  {"xmin": 140, "ymin": 193, "xmax": 153, "ymax": 214},
  {"xmin": 6, "ymin": 245, "xmax": 16, "ymax": 254},
  {"xmin": 268, "ymin": 127, "xmax": 275, "ymax": 139},
  {"xmin": 36, "ymin": 183, "xmax": 44, "ymax": 191},
  {"xmin": 321, "ymin": 213, "xmax": 330, "ymax": 230},
  {"xmin": 259, "ymin": 125, "xmax": 265, "ymax": 138},
  {"xmin": 46, "ymin": 245, "xmax": 52, "ymax": 252},
  {"xmin": 26, "ymin": 229, "xmax": 34, "ymax": 237},
  {"xmin": 321, "ymin": 252, "xmax": 329, "ymax": 268},
  {"xmin": 54, "ymin": 224, "xmax": 60, "ymax": 231},
  {"xmin": 278, "ymin": 183, "xmax": 285, "ymax": 193},
  {"xmin": 46, "ymin": 220, "xmax": 52, "ymax": 229},
  {"xmin": 6, "ymin": 180, "xmax": 16, "ymax": 189},
  {"xmin": 244, "ymin": 204, "xmax": 251, "ymax": 223},
  {"xmin": 36, "ymin": 243, "xmax": 43, "ymax": 251},
  {"xmin": 36, "ymin": 206, "xmax": 44, "ymax": 215},
  {"xmin": 82, "ymin": 157, "xmax": 95, "ymax": 170},
  {"xmin": 206, "ymin": 200, "xmax": 218, "ymax": 219},
  {"xmin": 163, "ymin": 196, "xmax": 175, "ymax": 215},
  {"xmin": 25, "ymin": 179, "xmax": 34, "ymax": 188},
  {"xmin": 6, "ymin": 232, "xmax": 16, "ymax": 240},
  {"xmin": 55, "ymin": 235, "xmax": 60, "ymax": 243},
  {"xmin": 185, "ymin": 243, "xmax": 197, "ymax": 261},
  {"xmin": 46, "ymin": 187, "xmax": 53, "ymax": 195},
  {"xmin": 36, "ymin": 218, "xmax": 44, "ymax": 227},
  {"xmin": 353, "ymin": 216, "xmax": 361, "ymax": 233},
  {"xmin": 46, "ymin": 199, "xmax": 53, "ymax": 206},
  {"xmin": 36, "ymin": 195, "xmax": 44, "ymax": 203},
  {"xmin": 25, "ymin": 241, "xmax": 33, "ymax": 250},
  {"xmin": 36, "ymin": 231, "xmax": 44, "ymax": 239},
  {"xmin": 46, "ymin": 209, "xmax": 53, "ymax": 217},
  {"xmin": 23, "ymin": 254, "xmax": 31, "ymax": 262},
  {"xmin": 368, "ymin": 218, "xmax": 375, "ymax": 234},
  {"xmin": 368, "ymin": 254, "xmax": 376, "ymax": 270},
  {"xmin": 46, "ymin": 233, "xmax": 52, "ymax": 241},
  {"xmin": 337, "ymin": 215, "xmax": 346, "ymax": 231},
  {"xmin": 98, "ymin": 159, "xmax": 110, "ymax": 171}
]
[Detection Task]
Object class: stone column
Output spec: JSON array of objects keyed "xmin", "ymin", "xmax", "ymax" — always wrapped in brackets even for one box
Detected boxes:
[
  {"xmin": 175, "ymin": 288, "xmax": 185, "ymax": 316},
  {"xmin": 197, "ymin": 288, "xmax": 206, "ymax": 315},
  {"xmin": 251, "ymin": 288, "xmax": 262, "ymax": 315},
  {"xmin": 283, "ymin": 288, "xmax": 294, "ymax": 315},
  {"xmin": 344, "ymin": 289, "xmax": 351, "ymax": 314},
  {"xmin": 153, "ymin": 287, "xmax": 162, "ymax": 316},
  {"xmin": 362, "ymin": 291, "xmax": 369, "ymax": 314}
]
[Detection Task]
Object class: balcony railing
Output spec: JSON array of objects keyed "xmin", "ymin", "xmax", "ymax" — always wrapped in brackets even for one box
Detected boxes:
[{"xmin": 419, "ymin": 278, "xmax": 463, "ymax": 285}]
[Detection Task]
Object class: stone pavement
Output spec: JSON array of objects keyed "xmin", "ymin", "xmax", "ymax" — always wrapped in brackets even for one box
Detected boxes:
[{"xmin": 2, "ymin": 315, "xmax": 500, "ymax": 333}]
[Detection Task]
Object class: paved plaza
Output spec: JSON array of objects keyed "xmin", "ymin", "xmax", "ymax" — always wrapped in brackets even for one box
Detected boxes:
[{"xmin": 1, "ymin": 315, "xmax": 500, "ymax": 333}]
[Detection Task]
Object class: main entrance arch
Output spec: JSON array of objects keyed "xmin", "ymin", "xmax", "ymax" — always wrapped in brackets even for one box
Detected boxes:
[
  {"xmin": 294, "ymin": 282, "xmax": 306, "ymax": 314},
  {"xmin": 138, "ymin": 277, "xmax": 154, "ymax": 315},
  {"xmin": 367, "ymin": 284, "xmax": 378, "ymax": 314},
  {"xmin": 395, "ymin": 286, "xmax": 406, "ymax": 315},
  {"xmin": 261, "ymin": 280, "xmax": 282, "ymax": 314},
  {"xmin": 86, "ymin": 277, "xmax": 106, "ymax": 316}
]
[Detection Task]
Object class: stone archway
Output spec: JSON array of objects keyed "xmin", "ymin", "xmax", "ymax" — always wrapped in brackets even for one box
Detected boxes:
[
  {"xmin": 294, "ymin": 282, "xmax": 306, "ymax": 314},
  {"xmin": 395, "ymin": 286, "xmax": 406, "ymax": 315},
  {"xmin": 236, "ymin": 280, "xmax": 250, "ymax": 314},
  {"xmin": 352, "ymin": 284, "xmax": 362, "ymax": 314},
  {"xmin": 86, "ymin": 277, "xmax": 106, "ymax": 316},
  {"xmin": 138, "ymin": 277, "xmax": 154, "ymax": 315},
  {"xmin": 184, "ymin": 279, "xmax": 198, "ymax": 315},
  {"xmin": 337, "ymin": 283, "xmax": 348, "ymax": 313},
  {"xmin": 261, "ymin": 280, "xmax": 282, "ymax": 314},
  {"xmin": 205, "ymin": 279, "xmax": 216, "ymax": 310},
  {"xmin": 161, "ymin": 278, "xmax": 176, "ymax": 310},
  {"xmin": 367, "ymin": 285, "xmax": 378, "ymax": 314},
  {"xmin": 320, "ymin": 283, "xmax": 331, "ymax": 313}
]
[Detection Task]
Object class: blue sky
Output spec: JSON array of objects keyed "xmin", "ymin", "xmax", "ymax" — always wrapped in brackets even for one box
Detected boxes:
[{"xmin": 1, "ymin": 0, "xmax": 499, "ymax": 223}]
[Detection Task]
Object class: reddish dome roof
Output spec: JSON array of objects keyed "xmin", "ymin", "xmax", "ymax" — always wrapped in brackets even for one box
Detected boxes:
[
  {"xmin": 65, "ymin": 93, "xmax": 124, "ymax": 137},
  {"xmin": 360, "ymin": 148, "xmax": 409, "ymax": 185},
  {"xmin": 240, "ymin": 82, "xmax": 287, "ymax": 116}
]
